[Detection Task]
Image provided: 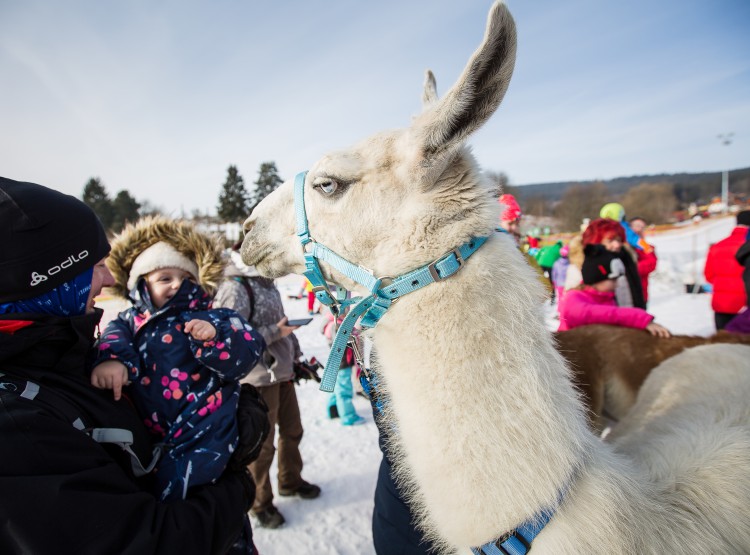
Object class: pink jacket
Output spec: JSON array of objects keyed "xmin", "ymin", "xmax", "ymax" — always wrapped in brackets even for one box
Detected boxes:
[{"xmin": 557, "ymin": 287, "xmax": 654, "ymax": 331}]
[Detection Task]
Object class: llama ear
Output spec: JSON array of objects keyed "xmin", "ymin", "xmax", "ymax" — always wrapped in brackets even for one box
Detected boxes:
[
  {"xmin": 413, "ymin": 2, "xmax": 516, "ymax": 169},
  {"xmin": 422, "ymin": 70, "xmax": 438, "ymax": 108}
]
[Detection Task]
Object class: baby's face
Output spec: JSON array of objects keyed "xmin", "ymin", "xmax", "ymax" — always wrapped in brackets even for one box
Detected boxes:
[{"xmin": 145, "ymin": 268, "xmax": 197, "ymax": 308}]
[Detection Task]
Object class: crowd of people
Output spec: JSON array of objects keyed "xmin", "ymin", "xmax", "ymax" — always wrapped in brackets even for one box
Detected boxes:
[
  {"xmin": 500, "ymin": 193, "xmax": 750, "ymax": 339},
  {"xmin": 2, "ymin": 174, "xmax": 749, "ymax": 555}
]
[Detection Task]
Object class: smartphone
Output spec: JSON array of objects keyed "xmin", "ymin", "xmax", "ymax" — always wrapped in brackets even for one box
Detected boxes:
[{"xmin": 287, "ymin": 318, "xmax": 313, "ymax": 327}]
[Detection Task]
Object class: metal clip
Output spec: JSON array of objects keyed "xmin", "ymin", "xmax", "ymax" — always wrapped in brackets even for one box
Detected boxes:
[
  {"xmin": 376, "ymin": 276, "xmax": 399, "ymax": 304},
  {"xmin": 348, "ymin": 336, "xmax": 367, "ymax": 378}
]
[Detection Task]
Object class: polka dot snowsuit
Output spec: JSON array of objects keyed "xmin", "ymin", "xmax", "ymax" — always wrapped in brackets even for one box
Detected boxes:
[{"xmin": 95, "ymin": 279, "xmax": 265, "ymax": 501}]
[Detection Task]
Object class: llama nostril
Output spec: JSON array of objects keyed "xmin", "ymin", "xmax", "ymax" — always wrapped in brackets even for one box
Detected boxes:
[{"xmin": 242, "ymin": 219, "xmax": 255, "ymax": 234}]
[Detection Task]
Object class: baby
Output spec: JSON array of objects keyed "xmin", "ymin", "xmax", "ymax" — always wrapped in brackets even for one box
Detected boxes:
[{"xmin": 91, "ymin": 218, "xmax": 265, "ymax": 502}]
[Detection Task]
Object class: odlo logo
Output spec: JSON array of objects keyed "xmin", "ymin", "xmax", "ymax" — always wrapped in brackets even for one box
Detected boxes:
[{"xmin": 30, "ymin": 250, "xmax": 90, "ymax": 287}]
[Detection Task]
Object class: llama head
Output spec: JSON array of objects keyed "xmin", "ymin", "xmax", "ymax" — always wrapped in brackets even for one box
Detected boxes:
[{"xmin": 241, "ymin": 2, "xmax": 516, "ymax": 291}]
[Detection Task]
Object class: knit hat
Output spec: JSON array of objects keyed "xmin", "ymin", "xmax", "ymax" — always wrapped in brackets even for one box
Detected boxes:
[
  {"xmin": 127, "ymin": 241, "xmax": 200, "ymax": 290},
  {"xmin": 499, "ymin": 194, "xmax": 522, "ymax": 222},
  {"xmin": 737, "ymin": 210, "xmax": 750, "ymax": 227},
  {"xmin": 600, "ymin": 202, "xmax": 625, "ymax": 222},
  {"xmin": 0, "ymin": 176, "xmax": 110, "ymax": 303},
  {"xmin": 581, "ymin": 244, "xmax": 626, "ymax": 285}
]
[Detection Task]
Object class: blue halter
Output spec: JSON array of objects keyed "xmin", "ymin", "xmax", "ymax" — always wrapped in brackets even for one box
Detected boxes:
[{"xmin": 293, "ymin": 170, "xmax": 487, "ymax": 392}]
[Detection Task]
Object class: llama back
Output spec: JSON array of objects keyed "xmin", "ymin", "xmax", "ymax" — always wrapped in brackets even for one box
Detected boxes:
[{"xmin": 607, "ymin": 344, "xmax": 750, "ymax": 549}]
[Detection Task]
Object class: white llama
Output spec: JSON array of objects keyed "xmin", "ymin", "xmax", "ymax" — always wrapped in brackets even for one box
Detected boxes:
[{"xmin": 240, "ymin": 3, "xmax": 750, "ymax": 553}]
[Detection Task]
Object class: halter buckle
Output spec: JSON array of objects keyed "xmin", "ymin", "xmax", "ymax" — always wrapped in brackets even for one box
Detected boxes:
[{"xmin": 427, "ymin": 248, "xmax": 464, "ymax": 281}]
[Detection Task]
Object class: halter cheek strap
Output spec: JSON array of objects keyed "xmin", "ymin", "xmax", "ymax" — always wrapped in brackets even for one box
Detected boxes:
[{"xmin": 293, "ymin": 170, "xmax": 487, "ymax": 392}]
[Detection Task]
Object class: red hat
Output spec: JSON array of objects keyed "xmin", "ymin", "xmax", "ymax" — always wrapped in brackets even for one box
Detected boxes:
[{"xmin": 499, "ymin": 194, "xmax": 522, "ymax": 222}]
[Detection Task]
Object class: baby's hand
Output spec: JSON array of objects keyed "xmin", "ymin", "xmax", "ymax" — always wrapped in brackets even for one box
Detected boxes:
[
  {"xmin": 91, "ymin": 360, "xmax": 130, "ymax": 401},
  {"xmin": 185, "ymin": 319, "xmax": 217, "ymax": 341}
]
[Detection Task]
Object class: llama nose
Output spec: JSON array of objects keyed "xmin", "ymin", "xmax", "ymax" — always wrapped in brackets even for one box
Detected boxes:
[{"xmin": 242, "ymin": 217, "xmax": 255, "ymax": 234}]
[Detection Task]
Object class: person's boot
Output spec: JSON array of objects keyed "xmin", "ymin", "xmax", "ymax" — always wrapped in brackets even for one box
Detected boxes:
[
  {"xmin": 251, "ymin": 505, "xmax": 285, "ymax": 529},
  {"xmin": 279, "ymin": 480, "xmax": 321, "ymax": 499},
  {"xmin": 327, "ymin": 396, "xmax": 339, "ymax": 419}
]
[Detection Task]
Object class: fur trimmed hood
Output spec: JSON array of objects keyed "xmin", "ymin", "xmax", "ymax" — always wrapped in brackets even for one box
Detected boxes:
[{"xmin": 106, "ymin": 216, "xmax": 225, "ymax": 299}]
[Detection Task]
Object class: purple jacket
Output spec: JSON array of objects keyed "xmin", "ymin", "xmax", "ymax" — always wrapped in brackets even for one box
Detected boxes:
[
  {"xmin": 551, "ymin": 257, "xmax": 570, "ymax": 288},
  {"xmin": 725, "ymin": 310, "xmax": 750, "ymax": 334}
]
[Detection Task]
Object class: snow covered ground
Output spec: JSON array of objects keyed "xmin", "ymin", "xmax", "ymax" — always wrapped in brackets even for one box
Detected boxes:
[{"xmin": 98, "ymin": 215, "xmax": 738, "ymax": 555}]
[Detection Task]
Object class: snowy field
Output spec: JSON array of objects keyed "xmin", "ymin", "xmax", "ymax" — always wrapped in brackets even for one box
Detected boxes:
[{"xmin": 98, "ymin": 215, "xmax": 737, "ymax": 555}]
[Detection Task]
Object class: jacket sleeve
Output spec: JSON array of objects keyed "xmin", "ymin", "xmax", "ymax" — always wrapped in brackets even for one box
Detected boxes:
[
  {"xmin": 736, "ymin": 241, "xmax": 750, "ymax": 267},
  {"xmin": 636, "ymin": 249, "xmax": 658, "ymax": 278},
  {"xmin": 94, "ymin": 316, "xmax": 143, "ymax": 379},
  {"xmin": 187, "ymin": 308, "xmax": 266, "ymax": 381},
  {"xmin": 0, "ymin": 398, "xmax": 250, "ymax": 555},
  {"xmin": 561, "ymin": 291, "xmax": 653, "ymax": 330}
]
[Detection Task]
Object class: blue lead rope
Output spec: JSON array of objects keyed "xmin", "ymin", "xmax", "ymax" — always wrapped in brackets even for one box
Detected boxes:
[{"xmin": 293, "ymin": 170, "xmax": 487, "ymax": 392}]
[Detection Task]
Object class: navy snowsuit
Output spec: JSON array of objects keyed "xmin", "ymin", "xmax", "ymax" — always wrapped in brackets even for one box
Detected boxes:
[{"xmin": 96, "ymin": 279, "xmax": 265, "ymax": 500}]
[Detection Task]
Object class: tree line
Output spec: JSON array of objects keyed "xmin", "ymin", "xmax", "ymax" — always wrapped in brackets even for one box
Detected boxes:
[
  {"xmin": 81, "ymin": 161, "xmax": 284, "ymax": 233},
  {"xmin": 504, "ymin": 166, "xmax": 750, "ymax": 232}
]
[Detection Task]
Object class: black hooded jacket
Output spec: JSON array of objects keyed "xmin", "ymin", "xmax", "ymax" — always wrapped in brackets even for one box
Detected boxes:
[{"xmin": 0, "ymin": 309, "xmax": 252, "ymax": 555}]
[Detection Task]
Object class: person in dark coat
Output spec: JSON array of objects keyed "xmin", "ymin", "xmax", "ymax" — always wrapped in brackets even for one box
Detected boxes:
[
  {"xmin": 0, "ymin": 176, "xmax": 258, "ymax": 554},
  {"xmin": 92, "ymin": 217, "xmax": 266, "ymax": 503},
  {"xmin": 362, "ymin": 355, "xmax": 436, "ymax": 555}
]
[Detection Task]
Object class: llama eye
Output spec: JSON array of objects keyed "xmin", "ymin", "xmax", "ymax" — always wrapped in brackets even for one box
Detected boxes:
[{"xmin": 313, "ymin": 178, "xmax": 339, "ymax": 196}]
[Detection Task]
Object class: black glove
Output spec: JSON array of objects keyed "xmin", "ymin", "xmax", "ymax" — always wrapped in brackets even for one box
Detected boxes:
[
  {"xmin": 292, "ymin": 357, "xmax": 323, "ymax": 384},
  {"xmin": 228, "ymin": 384, "xmax": 270, "ymax": 471}
]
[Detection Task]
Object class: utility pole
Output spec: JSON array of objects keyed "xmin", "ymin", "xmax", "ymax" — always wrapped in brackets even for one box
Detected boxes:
[{"xmin": 717, "ymin": 132, "xmax": 734, "ymax": 214}]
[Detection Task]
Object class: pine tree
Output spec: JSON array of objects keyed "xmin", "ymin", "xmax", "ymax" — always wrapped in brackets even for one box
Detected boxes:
[
  {"xmin": 217, "ymin": 165, "xmax": 250, "ymax": 222},
  {"xmin": 82, "ymin": 177, "xmax": 114, "ymax": 230},
  {"xmin": 111, "ymin": 190, "xmax": 141, "ymax": 232},
  {"xmin": 251, "ymin": 161, "xmax": 283, "ymax": 209}
]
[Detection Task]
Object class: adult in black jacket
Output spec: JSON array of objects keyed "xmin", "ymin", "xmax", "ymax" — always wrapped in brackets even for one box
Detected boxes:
[{"xmin": 0, "ymin": 176, "xmax": 256, "ymax": 554}]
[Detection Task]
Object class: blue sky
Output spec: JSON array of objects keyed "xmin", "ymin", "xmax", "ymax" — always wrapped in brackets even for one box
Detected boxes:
[{"xmin": 1, "ymin": 0, "xmax": 748, "ymax": 215}]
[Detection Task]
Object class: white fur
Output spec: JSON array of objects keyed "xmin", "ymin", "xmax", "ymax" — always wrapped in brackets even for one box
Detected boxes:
[{"xmin": 241, "ymin": 3, "xmax": 750, "ymax": 552}]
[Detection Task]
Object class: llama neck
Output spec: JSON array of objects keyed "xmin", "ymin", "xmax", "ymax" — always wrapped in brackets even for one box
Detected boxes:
[{"xmin": 370, "ymin": 235, "xmax": 591, "ymax": 547}]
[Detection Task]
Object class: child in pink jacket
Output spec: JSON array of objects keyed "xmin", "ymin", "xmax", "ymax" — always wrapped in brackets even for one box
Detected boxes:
[{"xmin": 558, "ymin": 244, "xmax": 670, "ymax": 337}]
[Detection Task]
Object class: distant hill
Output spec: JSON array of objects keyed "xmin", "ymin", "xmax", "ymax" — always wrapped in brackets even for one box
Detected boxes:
[{"xmin": 509, "ymin": 166, "xmax": 750, "ymax": 205}]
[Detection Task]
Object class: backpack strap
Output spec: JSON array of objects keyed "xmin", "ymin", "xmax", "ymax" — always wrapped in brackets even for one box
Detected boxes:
[
  {"xmin": 0, "ymin": 372, "xmax": 163, "ymax": 477},
  {"xmin": 89, "ymin": 427, "xmax": 165, "ymax": 477},
  {"xmin": 232, "ymin": 276, "xmax": 256, "ymax": 321}
]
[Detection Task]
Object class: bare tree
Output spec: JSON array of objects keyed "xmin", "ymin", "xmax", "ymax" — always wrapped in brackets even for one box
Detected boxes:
[
  {"xmin": 554, "ymin": 182, "xmax": 610, "ymax": 232},
  {"xmin": 524, "ymin": 194, "xmax": 549, "ymax": 217},
  {"xmin": 621, "ymin": 182, "xmax": 677, "ymax": 224}
]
